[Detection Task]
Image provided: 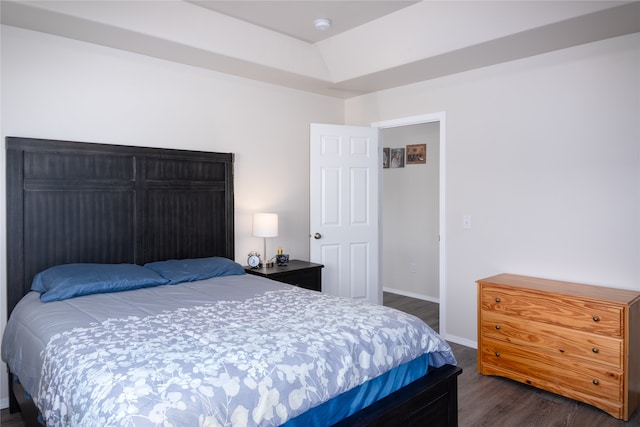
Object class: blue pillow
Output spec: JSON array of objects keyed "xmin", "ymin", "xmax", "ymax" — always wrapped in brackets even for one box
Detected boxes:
[
  {"xmin": 144, "ymin": 257, "xmax": 245, "ymax": 285},
  {"xmin": 32, "ymin": 263, "xmax": 170, "ymax": 302}
]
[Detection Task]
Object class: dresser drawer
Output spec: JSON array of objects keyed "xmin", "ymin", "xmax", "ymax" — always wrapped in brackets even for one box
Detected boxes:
[
  {"xmin": 480, "ymin": 338, "xmax": 623, "ymax": 402},
  {"xmin": 480, "ymin": 310, "xmax": 623, "ymax": 369},
  {"xmin": 481, "ymin": 285, "xmax": 623, "ymax": 337},
  {"xmin": 477, "ymin": 274, "xmax": 640, "ymax": 421}
]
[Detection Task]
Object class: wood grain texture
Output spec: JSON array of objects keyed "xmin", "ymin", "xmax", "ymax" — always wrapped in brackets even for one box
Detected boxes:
[
  {"xmin": 478, "ymin": 273, "xmax": 640, "ymax": 305},
  {"xmin": 480, "ymin": 285, "xmax": 624, "ymax": 336},
  {"xmin": 477, "ymin": 274, "xmax": 640, "ymax": 420},
  {"xmin": 481, "ymin": 311, "xmax": 623, "ymax": 369},
  {"xmin": 383, "ymin": 293, "xmax": 640, "ymax": 426}
]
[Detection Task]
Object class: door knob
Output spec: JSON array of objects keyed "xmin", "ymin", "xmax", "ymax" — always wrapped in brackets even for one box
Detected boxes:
[{"xmin": 313, "ymin": 232, "xmax": 322, "ymax": 239}]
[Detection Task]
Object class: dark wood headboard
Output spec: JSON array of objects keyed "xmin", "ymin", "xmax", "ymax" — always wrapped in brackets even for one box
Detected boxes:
[{"xmin": 6, "ymin": 137, "xmax": 234, "ymax": 315}]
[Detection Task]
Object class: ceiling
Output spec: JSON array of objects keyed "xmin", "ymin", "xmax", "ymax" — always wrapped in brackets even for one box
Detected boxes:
[
  {"xmin": 187, "ymin": 1, "xmax": 419, "ymax": 43},
  {"xmin": 2, "ymin": 1, "xmax": 639, "ymax": 99}
]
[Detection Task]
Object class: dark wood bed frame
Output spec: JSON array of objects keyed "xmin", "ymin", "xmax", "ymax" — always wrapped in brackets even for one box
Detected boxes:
[{"xmin": 5, "ymin": 137, "xmax": 461, "ymax": 426}]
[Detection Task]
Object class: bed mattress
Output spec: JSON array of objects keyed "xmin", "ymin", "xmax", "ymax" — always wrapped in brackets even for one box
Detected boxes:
[{"xmin": 3, "ymin": 273, "xmax": 456, "ymax": 426}]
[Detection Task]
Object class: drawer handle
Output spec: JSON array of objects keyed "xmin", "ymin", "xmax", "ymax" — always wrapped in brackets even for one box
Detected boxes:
[
  {"xmin": 592, "ymin": 316, "xmax": 600, "ymax": 322},
  {"xmin": 495, "ymin": 325, "xmax": 501, "ymax": 330},
  {"xmin": 592, "ymin": 347, "xmax": 599, "ymax": 354},
  {"xmin": 495, "ymin": 297, "xmax": 501, "ymax": 303},
  {"xmin": 592, "ymin": 379, "xmax": 599, "ymax": 386},
  {"xmin": 495, "ymin": 352, "xmax": 500, "ymax": 357}
]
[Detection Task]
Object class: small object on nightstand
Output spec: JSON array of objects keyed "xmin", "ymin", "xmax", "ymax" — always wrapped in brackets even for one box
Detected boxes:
[
  {"xmin": 247, "ymin": 252, "xmax": 261, "ymax": 268},
  {"xmin": 276, "ymin": 254, "xmax": 289, "ymax": 266}
]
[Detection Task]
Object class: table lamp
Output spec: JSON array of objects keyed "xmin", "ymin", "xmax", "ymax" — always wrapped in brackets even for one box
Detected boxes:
[{"xmin": 252, "ymin": 213, "xmax": 278, "ymax": 267}]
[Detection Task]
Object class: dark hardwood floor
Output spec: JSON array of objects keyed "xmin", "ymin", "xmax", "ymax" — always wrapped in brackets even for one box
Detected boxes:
[
  {"xmin": 1, "ymin": 407, "xmax": 24, "ymax": 426},
  {"xmin": 383, "ymin": 292, "xmax": 640, "ymax": 427},
  {"xmin": 3, "ymin": 293, "xmax": 639, "ymax": 426}
]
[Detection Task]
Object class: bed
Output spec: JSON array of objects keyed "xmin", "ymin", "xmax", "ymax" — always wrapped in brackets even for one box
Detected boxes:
[{"xmin": 3, "ymin": 137, "xmax": 462, "ymax": 426}]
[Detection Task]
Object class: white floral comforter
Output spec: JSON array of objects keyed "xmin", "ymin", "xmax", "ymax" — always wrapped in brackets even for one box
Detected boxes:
[{"xmin": 30, "ymin": 284, "xmax": 454, "ymax": 426}]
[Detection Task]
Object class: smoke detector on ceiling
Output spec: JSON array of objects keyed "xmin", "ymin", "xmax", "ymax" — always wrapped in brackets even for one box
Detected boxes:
[{"xmin": 314, "ymin": 18, "xmax": 332, "ymax": 31}]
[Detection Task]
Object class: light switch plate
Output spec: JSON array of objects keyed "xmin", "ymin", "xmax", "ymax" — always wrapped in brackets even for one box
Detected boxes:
[{"xmin": 463, "ymin": 215, "xmax": 472, "ymax": 229}]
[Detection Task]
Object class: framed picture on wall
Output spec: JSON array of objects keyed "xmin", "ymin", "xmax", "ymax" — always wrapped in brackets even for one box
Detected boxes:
[
  {"xmin": 406, "ymin": 144, "xmax": 426, "ymax": 164},
  {"xmin": 383, "ymin": 148, "xmax": 390, "ymax": 168},
  {"xmin": 390, "ymin": 148, "xmax": 405, "ymax": 168}
]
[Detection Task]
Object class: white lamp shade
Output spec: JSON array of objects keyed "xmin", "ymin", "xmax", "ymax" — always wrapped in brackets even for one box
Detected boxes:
[{"xmin": 253, "ymin": 213, "xmax": 278, "ymax": 237}]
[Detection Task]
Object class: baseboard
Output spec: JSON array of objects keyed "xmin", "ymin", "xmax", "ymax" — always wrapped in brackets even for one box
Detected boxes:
[
  {"xmin": 445, "ymin": 333, "xmax": 477, "ymax": 349},
  {"xmin": 1, "ymin": 397, "xmax": 9, "ymax": 409},
  {"xmin": 383, "ymin": 288, "xmax": 477, "ymax": 349},
  {"xmin": 383, "ymin": 287, "xmax": 439, "ymax": 304}
]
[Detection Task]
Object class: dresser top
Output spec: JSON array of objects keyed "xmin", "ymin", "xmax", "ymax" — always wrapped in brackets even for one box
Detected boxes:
[{"xmin": 478, "ymin": 273, "xmax": 640, "ymax": 305}]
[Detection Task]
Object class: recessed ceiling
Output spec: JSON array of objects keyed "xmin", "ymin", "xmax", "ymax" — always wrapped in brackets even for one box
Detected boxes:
[
  {"xmin": 2, "ymin": 1, "xmax": 638, "ymax": 99},
  {"xmin": 187, "ymin": 1, "xmax": 419, "ymax": 43}
]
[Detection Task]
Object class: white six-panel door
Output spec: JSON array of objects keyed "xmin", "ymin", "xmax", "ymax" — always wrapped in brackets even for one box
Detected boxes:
[{"xmin": 310, "ymin": 123, "xmax": 381, "ymax": 304}]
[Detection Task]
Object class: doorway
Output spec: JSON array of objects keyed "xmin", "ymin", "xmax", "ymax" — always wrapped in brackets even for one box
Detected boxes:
[
  {"xmin": 372, "ymin": 112, "xmax": 446, "ymax": 338},
  {"xmin": 381, "ymin": 122, "xmax": 440, "ymax": 300}
]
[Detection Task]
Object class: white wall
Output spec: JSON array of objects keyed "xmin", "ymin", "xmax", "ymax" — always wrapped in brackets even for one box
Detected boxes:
[
  {"xmin": 1, "ymin": 22, "xmax": 639, "ymax": 409},
  {"xmin": 382, "ymin": 123, "xmax": 440, "ymax": 301},
  {"xmin": 347, "ymin": 33, "xmax": 640, "ymax": 346},
  {"xmin": 0, "ymin": 25, "xmax": 344, "ymax": 407}
]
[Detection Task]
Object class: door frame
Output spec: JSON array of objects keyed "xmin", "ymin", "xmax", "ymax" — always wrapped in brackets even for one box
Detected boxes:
[{"xmin": 372, "ymin": 112, "xmax": 448, "ymax": 338}]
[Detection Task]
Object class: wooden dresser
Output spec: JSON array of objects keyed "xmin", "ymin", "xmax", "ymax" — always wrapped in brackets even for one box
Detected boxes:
[{"xmin": 477, "ymin": 273, "xmax": 640, "ymax": 420}]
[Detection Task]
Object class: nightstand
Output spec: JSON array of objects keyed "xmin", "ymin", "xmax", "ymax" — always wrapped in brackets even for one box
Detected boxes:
[{"xmin": 244, "ymin": 259, "xmax": 324, "ymax": 291}]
